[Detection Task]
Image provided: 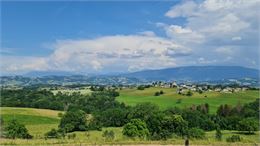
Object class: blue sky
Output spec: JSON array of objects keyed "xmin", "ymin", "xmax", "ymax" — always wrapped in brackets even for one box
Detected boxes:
[
  {"xmin": 1, "ymin": 0, "xmax": 259, "ymax": 75},
  {"xmin": 2, "ymin": 1, "xmax": 180, "ymax": 56}
]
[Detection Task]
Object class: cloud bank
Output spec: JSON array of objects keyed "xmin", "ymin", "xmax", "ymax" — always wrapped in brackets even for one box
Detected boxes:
[{"xmin": 1, "ymin": 35, "xmax": 191, "ymax": 74}]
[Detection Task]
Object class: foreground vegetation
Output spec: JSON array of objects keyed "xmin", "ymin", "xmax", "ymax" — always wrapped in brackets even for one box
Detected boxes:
[
  {"xmin": 1, "ymin": 107, "xmax": 259, "ymax": 145},
  {"xmin": 0, "ymin": 87, "xmax": 259, "ymax": 145}
]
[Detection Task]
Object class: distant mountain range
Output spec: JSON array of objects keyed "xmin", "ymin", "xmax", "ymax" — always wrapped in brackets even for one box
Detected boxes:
[
  {"xmin": 23, "ymin": 71, "xmax": 78, "ymax": 77},
  {"xmin": 123, "ymin": 66, "xmax": 259, "ymax": 81},
  {"xmin": 1, "ymin": 66, "xmax": 259, "ymax": 86}
]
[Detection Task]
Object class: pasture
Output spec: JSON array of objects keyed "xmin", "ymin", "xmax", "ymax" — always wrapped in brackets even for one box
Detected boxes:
[
  {"xmin": 0, "ymin": 107, "xmax": 259, "ymax": 145},
  {"xmin": 0, "ymin": 107, "xmax": 62, "ymax": 137},
  {"xmin": 117, "ymin": 87, "xmax": 259, "ymax": 113}
]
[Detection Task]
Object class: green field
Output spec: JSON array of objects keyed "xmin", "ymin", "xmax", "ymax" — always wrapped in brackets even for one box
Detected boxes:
[
  {"xmin": 0, "ymin": 107, "xmax": 62, "ymax": 137},
  {"xmin": 117, "ymin": 87, "xmax": 259, "ymax": 113},
  {"xmin": 0, "ymin": 107, "xmax": 259, "ymax": 145}
]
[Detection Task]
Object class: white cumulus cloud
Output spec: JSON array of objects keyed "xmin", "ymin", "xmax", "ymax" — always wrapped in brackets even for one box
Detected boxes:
[
  {"xmin": 1, "ymin": 35, "xmax": 192, "ymax": 74},
  {"xmin": 163, "ymin": 0, "xmax": 259, "ymax": 69}
]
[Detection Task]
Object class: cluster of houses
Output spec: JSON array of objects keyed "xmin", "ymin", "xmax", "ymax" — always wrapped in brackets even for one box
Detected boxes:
[
  {"xmin": 151, "ymin": 81, "xmax": 249, "ymax": 94},
  {"xmin": 213, "ymin": 87, "xmax": 248, "ymax": 93},
  {"xmin": 47, "ymin": 81, "xmax": 250, "ymax": 94},
  {"xmin": 152, "ymin": 81, "xmax": 178, "ymax": 88}
]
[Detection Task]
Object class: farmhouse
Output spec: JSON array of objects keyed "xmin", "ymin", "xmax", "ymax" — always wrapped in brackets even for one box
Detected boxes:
[{"xmin": 222, "ymin": 87, "xmax": 233, "ymax": 93}]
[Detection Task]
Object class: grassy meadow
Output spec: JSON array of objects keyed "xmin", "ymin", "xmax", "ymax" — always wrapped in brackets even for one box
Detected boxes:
[
  {"xmin": 0, "ymin": 107, "xmax": 259, "ymax": 145},
  {"xmin": 0, "ymin": 107, "xmax": 62, "ymax": 137},
  {"xmin": 48, "ymin": 86, "xmax": 259, "ymax": 113},
  {"xmin": 116, "ymin": 87, "xmax": 259, "ymax": 113}
]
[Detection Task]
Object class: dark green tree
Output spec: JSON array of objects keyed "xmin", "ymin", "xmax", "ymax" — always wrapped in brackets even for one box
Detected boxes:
[
  {"xmin": 97, "ymin": 107, "xmax": 128, "ymax": 127},
  {"xmin": 241, "ymin": 99, "xmax": 259, "ymax": 118},
  {"xmin": 128, "ymin": 103, "xmax": 160, "ymax": 122},
  {"xmin": 225, "ymin": 116, "xmax": 241, "ymax": 130},
  {"xmin": 162, "ymin": 115, "xmax": 188, "ymax": 137},
  {"xmin": 122, "ymin": 119, "xmax": 149, "ymax": 139},
  {"xmin": 5, "ymin": 119, "xmax": 32, "ymax": 139},
  {"xmin": 59, "ymin": 110, "xmax": 87, "ymax": 132},
  {"xmin": 238, "ymin": 118, "xmax": 258, "ymax": 134},
  {"xmin": 147, "ymin": 113, "xmax": 188, "ymax": 140},
  {"xmin": 182, "ymin": 110, "xmax": 215, "ymax": 131}
]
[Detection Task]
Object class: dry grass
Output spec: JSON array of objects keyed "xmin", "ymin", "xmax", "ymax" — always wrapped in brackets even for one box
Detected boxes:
[{"xmin": 1, "ymin": 107, "xmax": 63, "ymax": 119}]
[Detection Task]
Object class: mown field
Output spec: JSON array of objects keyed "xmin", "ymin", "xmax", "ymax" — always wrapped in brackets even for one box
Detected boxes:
[
  {"xmin": 0, "ymin": 107, "xmax": 61, "ymax": 137},
  {"xmin": 117, "ymin": 87, "xmax": 259, "ymax": 113},
  {"xmin": 0, "ymin": 107, "xmax": 259, "ymax": 145}
]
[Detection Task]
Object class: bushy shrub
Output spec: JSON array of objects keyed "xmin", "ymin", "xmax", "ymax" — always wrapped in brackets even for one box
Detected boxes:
[
  {"xmin": 187, "ymin": 128, "xmax": 205, "ymax": 139},
  {"xmin": 186, "ymin": 91, "xmax": 193, "ymax": 96},
  {"xmin": 137, "ymin": 86, "xmax": 145, "ymax": 90},
  {"xmin": 102, "ymin": 130, "xmax": 115, "ymax": 141},
  {"xmin": 154, "ymin": 91, "xmax": 164, "ymax": 96},
  {"xmin": 154, "ymin": 92, "xmax": 160, "ymax": 96},
  {"xmin": 176, "ymin": 99, "xmax": 182, "ymax": 104},
  {"xmin": 58, "ymin": 112, "xmax": 63, "ymax": 118},
  {"xmin": 198, "ymin": 90, "xmax": 203, "ymax": 94},
  {"xmin": 123, "ymin": 119, "xmax": 149, "ymax": 139},
  {"xmin": 226, "ymin": 135, "xmax": 242, "ymax": 142},
  {"xmin": 159, "ymin": 90, "xmax": 164, "ymax": 94},
  {"xmin": 5, "ymin": 119, "xmax": 33, "ymax": 139},
  {"xmin": 67, "ymin": 133, "xmax": 76, "ymax": 139},
  {"xmin": 215, "ymin": 128, "xmax": 222, "ymax": 141},
  {"xmin": 44, "ymin": 129, "xmax": 62, "ymax": 139}
]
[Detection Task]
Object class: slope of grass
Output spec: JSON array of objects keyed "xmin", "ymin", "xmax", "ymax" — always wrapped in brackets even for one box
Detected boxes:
[
  {"xmin": 1, "ymin": 114, "xmax": 59, "ymax": 125},
  {"xmin": 0, "ymin": 107, "xmax": 62, "ymax": 136},
  {"xmin": 117, "ymin": 87, "xmax": 259, "ymax": 113},
  {"xmin": 1, "ymin": 107, "xmax": 62, "ymax": 119}
]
